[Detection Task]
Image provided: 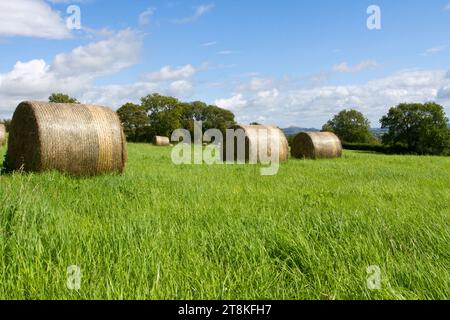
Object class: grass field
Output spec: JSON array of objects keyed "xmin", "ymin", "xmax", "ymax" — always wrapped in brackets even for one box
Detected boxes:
[{"xmin": 0, "ymin": 143, "xmax": 449, "ymax": 300}]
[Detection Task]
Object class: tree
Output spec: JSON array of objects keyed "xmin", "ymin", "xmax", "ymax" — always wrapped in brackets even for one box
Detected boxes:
[
  {"xmin": 380, "ymin": 102, "xmax": 450, "ymax": 155},
  {"xmin": 116, "ymin": 103, "xmax": 149, "ymax": 142},
  {"xmin": 141, "ymin": 93, "xmax": 182, "ymax": 139},
  {"xmin": 202, "ymin": 105, "xmax": 235, "ymax": 134},
  {"xmin": 322, "ymin": 109, "xmax": 375, "ymax": 143},
  {"xmin": 140, "ymin": 93, "xmax": 236, "ymax": 140},
  {"xmin": 180, "ymin": 102, "xmax": 235, "ymax": 135},
  {"xmin": 49, "ymin": 93, "xmax": 79, "ymax": 103}
]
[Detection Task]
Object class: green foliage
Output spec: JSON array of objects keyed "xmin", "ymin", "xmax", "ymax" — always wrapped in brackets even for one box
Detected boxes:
[
  {"xmin": 0, "ymin": 143, "xmax": 449, "ymax": 299},
  {"xmin": 141, "ymin": 94, "xmax": 182, "ymax": 139},
  {"xmin": 119, "ymin": 93, "xmax": 236, "ymax": 142},
  {"xmin": 48, "ymin": 93, "xmax": 79, "ymax": 104},
  {"xmin": 117, "ymin": 103, "xmax": 149, "ymax": 142},
  {"xmin": 342, "ymin": 142, "xmax": 412, "ymax": 154},
  {"xmin": 323, "ymin": 109, "xmax": 376, "ymax": 143},
  {"xmin": 380, "ymin": 102, "xmax": 450, "ymax": 155}
]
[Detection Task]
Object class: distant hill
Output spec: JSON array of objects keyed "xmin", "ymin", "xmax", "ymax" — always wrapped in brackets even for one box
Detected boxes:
[{"xmin": 282, "ymin": 126, "xmax": 320, "ymax": 136}]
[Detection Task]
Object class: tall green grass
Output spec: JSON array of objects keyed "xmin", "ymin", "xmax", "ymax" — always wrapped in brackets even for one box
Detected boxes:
[{"xmin": 0, "ymin": 144, "xmax": 449, "ymax": 299}]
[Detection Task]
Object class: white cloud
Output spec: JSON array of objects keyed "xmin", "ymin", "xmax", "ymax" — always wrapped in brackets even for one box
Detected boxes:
[
  {"xmin": 0, "ymin": 29, "xmax": 208, "ymax": 118},
  {"xmin": 0, "ymin": 29, "xmax": 143, "ymax": 116},
  {"xmin": 51, "ymin": 29, "xmax": 141, "ymax": 77},
  {"xmin": 332, "ymin": 60, "xmax": 378, "ymax": 73},
  {"xmin": 201, "ymin": 41, "xmax": 217, "ymax": 47},
  {"xmin": 169, "ymin": 80, "xmax": 194, "ymax": 97},
  {"xmin": 139, "ymin": 7, "xmax": 156, "ymax": 26},
  {"xmin": 0, "ymin": 0, "xmax": 71, "ymax": 39},
  {"xmin": 215, "ymin": 69, "xmax": 450, "ymax": 127},
  {"xmin": 236, "ymin": 77, "xmax": 275, "ymax": 93},
  {"xmin": 420, "ymin": 45, "xmax": 447, "ymax": 56},
  {"xmin": 145, "ymin": 64, "xmax": 198, "ymax": 82},
  {"xmin": 217, "ymin": 50, "xmax": 234, "ymax": 55},
  {"xmin": 215, "ymin": 94, "xmax": 248, "ymax": 110},
  {"xmin": 174, "ymin": 4, "xmax": 214, "ymax": 24},
  {"xmin": 445, "ymin": 3, "xmax": 450, "ymax": 10}
]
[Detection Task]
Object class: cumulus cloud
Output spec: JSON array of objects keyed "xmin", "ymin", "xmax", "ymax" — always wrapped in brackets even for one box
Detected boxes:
[
  {"xmin": 215, "ymin": 94, "xmax": 248, "ymax": 111},
  {"xmin": 332, "ymin": 60, "xmax": 378, "ymax": 73},
  {"xmin": 0, "ymin": 29, "xmax": 142, "ymax": 116},
  {"xmin": 145, "ymin": 64, "xmax": 199, "ymax": 82},
  {"xmin": 238, "ymin": 77, "xmax": 274, "ymax": 92},
  {"xmin": 0, "ymin": 0, "xmax": 71, "ymax": 39},
  {"xmin": 215, "ymin": 69, "xmax": 450, "ymax": 127},
  {"xmin": 52, "ymin": 29, "xmax": 141, "ymax": 77},
  {"xmin": 0, "ymin": 29, "xmax": 207, "ymax": 118}
]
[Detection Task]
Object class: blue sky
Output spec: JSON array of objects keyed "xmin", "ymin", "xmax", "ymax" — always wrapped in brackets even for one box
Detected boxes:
[{"xmin": 1, "ymin": 0, "xmax": 450, "ymax": 127}]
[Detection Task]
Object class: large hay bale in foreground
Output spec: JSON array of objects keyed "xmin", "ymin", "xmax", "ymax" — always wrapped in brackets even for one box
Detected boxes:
[
  {"xmin": 6, "ymin": 101, "xmax": 127, "ymax": 175},
  {"xmin": 291, "ymin": 132, "xmax": 342, "ymax": 159},
  {"xmin": 153, "ymin": 136, "xmax": 170, "ymax": 146},
  {"xmin": 223, "ymin": 124, "xmax": 289, "ymax": 162},
  {"xmin": 0, "ymin": 124, "xmax": 5, "ymax": 146}
]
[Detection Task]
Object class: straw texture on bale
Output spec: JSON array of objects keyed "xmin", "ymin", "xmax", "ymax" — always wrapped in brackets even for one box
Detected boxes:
[
  {"xmin": 7, "ymin": 101, "xmax": 127, "ymax": 175},
  {"xmin": 0, "ymin": 124, "xmax": 5, "ymax": 146},
  {"xmin": 223, "ymin": 124, "xmax": 289, "ymax": 162},
  {"xmin": 153, "ymin": 136, "xmax": 170, "ymax": 146},
  {"xmin": 291, "ymin": 132, "xmax": 342, "ymax": 159}
]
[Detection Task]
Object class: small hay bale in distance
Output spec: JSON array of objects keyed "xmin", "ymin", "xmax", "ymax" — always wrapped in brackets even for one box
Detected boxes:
[
  {"xmin": 7, "ymin": 101, "xmax": 127, "ymax": 175},
  {"xmin": 223, "ymin": 124, "xmax": 289, "ymax": 162},
  {"xmin": 153, "ymin": 136, "xmax": 170, "ymax": 146},
  {"xmin": 291, "ymin": 131, "xmax": 342, "ymax": 159},
  {"xmin": 0, "ymin": 123, "xmax": 5, "ymax": 146}
]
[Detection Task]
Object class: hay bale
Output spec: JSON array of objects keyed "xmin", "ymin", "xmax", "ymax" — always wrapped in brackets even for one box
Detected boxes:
[
  {"xmin": 153, "ymin": 136, "xmax": 170, "ymax": 146},
  {"xmin": 223, "ymin": 124, "xmax": 289, "ymax": 162},
  {"xmin": 0, "ymin": 124, "xmax": 5, "ymax": 146},
  {"xmin": 6, "ymin": 101, "xmax": 127, "ymax": 175},
  {"xmin": 291, "ymin": 132, "xmax": 342, "ymax": 159}
]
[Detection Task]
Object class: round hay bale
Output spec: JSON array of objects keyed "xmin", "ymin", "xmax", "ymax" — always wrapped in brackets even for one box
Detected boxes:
[
  {"xmin": 224, "ymin": 124, "xmax": 289, "ymax": 162},
  {"xmin": 0, "ymin": 124, "xmax": 5, "ymax": 146},
  {"xmin": 6, "ymin": 101, "xmax": 127, "ymax": 175},
  {"xmin": 153, "ymin": 136, "xmax": 170, "ymax": 146},
  {"xmin": 291, "ymin": 132, "xmax": 342, "ymax": 159}
]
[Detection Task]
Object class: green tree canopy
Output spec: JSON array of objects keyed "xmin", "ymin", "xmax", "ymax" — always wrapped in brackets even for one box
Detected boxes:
[
  {"xmin": 116, "ymin": 103, "xmax": 149, "ymax": 142},
  {"xmin": 322, "ymin": 109, "xmax": 375, "ymax": 143},
  {"xmin": 141, "ymin": 94, "xmax": 182, "ymax": 138},
  {"xmin": 49, "ymin": 93, "xmax": 79, "ymax": 104},
  {"xmin": 380, "ymin": 102, "xmax": 450, "ymax": 155},
  {"xmin": 118, "ymin": 93, "xmax": 236, "ymax": 142}
]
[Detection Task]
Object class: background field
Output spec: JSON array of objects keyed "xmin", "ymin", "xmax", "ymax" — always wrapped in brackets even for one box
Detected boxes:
[{"xmin": 0, "ymin": 143, "xmax": 449, "ymax": 300}]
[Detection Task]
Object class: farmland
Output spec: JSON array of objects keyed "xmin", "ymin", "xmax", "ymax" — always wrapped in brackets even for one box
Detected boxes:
[{"xmin": 0, "ymin": 143, "xmax": 449, "ymax": 300}]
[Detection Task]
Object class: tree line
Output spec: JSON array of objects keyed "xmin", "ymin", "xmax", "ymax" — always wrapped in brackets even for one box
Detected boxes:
[
  {"xmin": 1, "ymin": 93, "xmax": 448, "ymax": 155},
  {"xmin": 321, "ymin": 103, "xmax": 449, "ymax": 155},
  {"xmin": 117, "ymin": 94, "xmax": 236, "ymax": 142}
]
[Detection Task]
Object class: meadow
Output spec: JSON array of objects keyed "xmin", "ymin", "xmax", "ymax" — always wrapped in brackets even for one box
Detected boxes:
[{"xmin": 0, "ymin": 143, "xmax": 448, "ymax": 300}]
